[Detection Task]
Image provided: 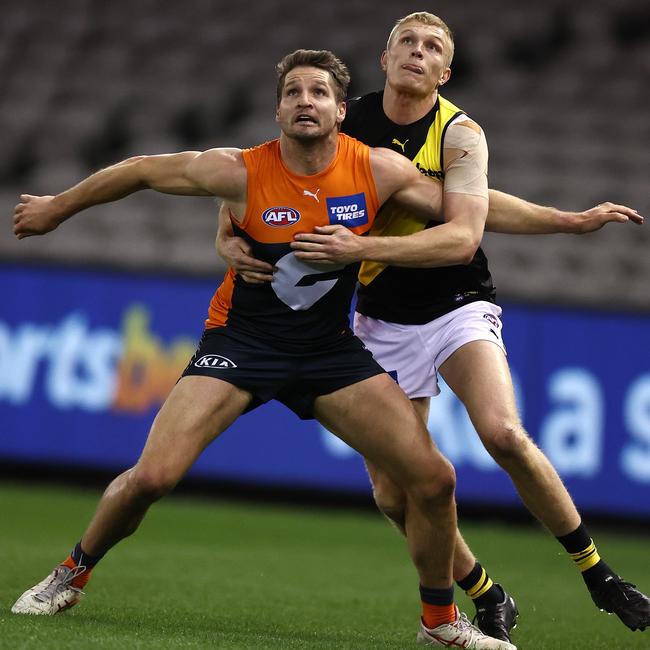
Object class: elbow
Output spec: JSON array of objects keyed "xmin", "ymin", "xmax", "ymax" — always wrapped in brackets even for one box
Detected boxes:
[
  {"xmin": 457, "ymin": 248, "xmax": 476, "ymax": 265},
  {"xmin": 457, "ymin": 233, "xmax": 481, "ymax": 265},
  {"xmin": 122, "ymin": 155, "xmax": 152, "ymax": 188},
  {"xmin": 119, "ymin": 155, "xmax": 148, "ymax": 168}
]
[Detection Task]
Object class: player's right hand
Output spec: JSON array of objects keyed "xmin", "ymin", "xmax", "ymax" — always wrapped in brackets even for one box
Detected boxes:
[
  {"xmin": 575, "ymin": 202, "xmax": 644, "ymax": 233},
  {"xmin": 13, "ymin": 194, "xmax": 63, "ymax": 239},
  {"xmin": 217, "ymin": 233, "xmax": 274, "ymax": 283}
]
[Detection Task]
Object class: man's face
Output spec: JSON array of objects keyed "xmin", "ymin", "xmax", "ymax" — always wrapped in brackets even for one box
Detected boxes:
[
  {"xmin": 276, "ymin": 66, "xmax": 346, "ymax": 141},
  {"xmin": 381, "ymin": 22, "xmax": 451, "ymax": 96}
]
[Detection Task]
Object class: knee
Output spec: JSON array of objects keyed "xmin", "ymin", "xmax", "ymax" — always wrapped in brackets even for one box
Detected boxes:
[
  {"xmin": 481, "ymin": 420, "xmax": 531, "ymax": 465},
  {"xmin": 407, "ymin": 457, "xmax": 456, "ymax": 509},
  {"xmin": 129, "ymin": 465, "xmax": 178, "ymax": 502},
  {"xmin": 371, "ymin": 473, "xmax": 407, "ymax": 528}
]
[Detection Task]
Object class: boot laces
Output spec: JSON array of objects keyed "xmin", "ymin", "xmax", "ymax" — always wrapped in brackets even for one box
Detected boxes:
[{"xmin": 34, "ymin": 565, "xmax": 86, "ymax": 603}]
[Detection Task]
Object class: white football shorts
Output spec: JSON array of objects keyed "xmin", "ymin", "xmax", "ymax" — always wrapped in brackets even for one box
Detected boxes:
[{"xmin": 353, "ymin": 300, "xmax": 506, "ymax": 398}]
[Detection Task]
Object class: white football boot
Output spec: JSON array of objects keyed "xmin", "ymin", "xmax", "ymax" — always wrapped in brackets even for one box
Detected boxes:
[
  {"xmin": 417, "ymin": 607, "xmax": 517, "ymax": 649},
  {"xmin": 11, "ymin": 565, "xmax": 86, "ymax": 615}
]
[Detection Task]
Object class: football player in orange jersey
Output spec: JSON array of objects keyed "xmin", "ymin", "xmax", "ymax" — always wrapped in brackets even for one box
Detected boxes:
[{"xmin": 11, "ymin": 48, "xmax": 515, "ymax": 649}]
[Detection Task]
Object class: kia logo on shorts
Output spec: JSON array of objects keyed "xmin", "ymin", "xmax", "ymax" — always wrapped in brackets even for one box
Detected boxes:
[
  {"xmin": 194, "ymin": 355, "xmax": 237, "ymax": 369},
  {"xmin": 261, "ymin": 207, "xmax": 301, "ymax": 227}
]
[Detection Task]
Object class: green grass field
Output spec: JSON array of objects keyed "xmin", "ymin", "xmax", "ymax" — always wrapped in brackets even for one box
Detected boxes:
[{"xmin": 0, "ymin": 482, "xmax": 648, "ymax": 649}]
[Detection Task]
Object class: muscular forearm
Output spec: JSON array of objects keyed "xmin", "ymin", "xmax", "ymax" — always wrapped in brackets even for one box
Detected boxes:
[
  {"xmin": 359, "ymin": 222, "xmax": 478, "ymax": 268},
  {"xmin": 486, "ymin": 189, "xmax": 578, "ymax": 234},
  {"xmin": 51, "ymin": 151, "xmax": 214, "ymax": 223},
  {"xmin": 49, "ymin": 157, "xmax": 151, "ymax": 222},
  {"xmin": 487, "ymin": 190, "xmax": 643, "ymax": 234},
  {"xmin": 46, "ymin": 157, "xmax": 155, "ymax": 221}
]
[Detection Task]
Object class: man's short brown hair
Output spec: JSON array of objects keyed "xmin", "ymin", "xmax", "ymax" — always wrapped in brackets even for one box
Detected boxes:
[{"xmin": 276, "ymin": 49, "xmax": 350, "ymax": 104}]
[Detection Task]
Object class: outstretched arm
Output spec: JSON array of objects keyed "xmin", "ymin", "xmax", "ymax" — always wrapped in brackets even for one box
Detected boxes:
[
  {"xmin": 13, "ymin": 148, "xmax": 246, "ymax": 239},
  {"xmin": 486, "ymin": 190, "xmax": 643, "ymax": 234}
]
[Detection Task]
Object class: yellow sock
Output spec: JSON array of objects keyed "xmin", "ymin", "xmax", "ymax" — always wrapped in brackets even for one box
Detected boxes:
[{"xmin": 570, "ymin": 541, "xmax": 601, "ymax": 572}]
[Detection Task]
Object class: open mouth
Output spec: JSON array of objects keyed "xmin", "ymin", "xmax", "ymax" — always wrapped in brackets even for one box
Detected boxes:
[{"xmin": 295, "ymin": 114, "xmax": 318, "ymax": 125}]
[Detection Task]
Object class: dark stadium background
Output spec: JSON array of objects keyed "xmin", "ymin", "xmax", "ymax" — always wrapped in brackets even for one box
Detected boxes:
[
  {"xmin": 1, "ymin": 0, "xmax": 649, "ymax": 527},
  {"xmin": 2, "ymin": 3, "xmax": 650, "ymax": 649}
]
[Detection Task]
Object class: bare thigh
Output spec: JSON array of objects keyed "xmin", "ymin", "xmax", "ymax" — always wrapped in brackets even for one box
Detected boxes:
[
  {"xmin": 364, "ymin": 395, "xmax": 432, "ymax": 489},
  {"xmin": 439, "ymin": 340, "xmax": 520, "ymax": 436},
  {"xmin": 136, "ymin": 375, "xmax": 253, "ymax": 482},
  {"xmin": 314, "ymin": 375, "xmax": 446, "ymax": 487}
]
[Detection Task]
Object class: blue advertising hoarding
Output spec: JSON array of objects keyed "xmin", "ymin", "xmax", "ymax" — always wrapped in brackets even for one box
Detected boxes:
[{"xmin": 1, "ymin": 263, "xmax": 649, "ymax": 516}]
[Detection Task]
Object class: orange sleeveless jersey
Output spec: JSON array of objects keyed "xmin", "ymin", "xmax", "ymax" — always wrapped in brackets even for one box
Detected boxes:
[{"xmin": 206, "ymin": 133, "xmax": 380, "ymax": 349}]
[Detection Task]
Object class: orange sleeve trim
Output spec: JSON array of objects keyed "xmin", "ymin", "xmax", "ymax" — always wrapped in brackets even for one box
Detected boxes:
[
  {"xmin": 236, "ymin": 148, "xmax": 255, "ymax": 231},
  {"xmin": 362, "ymin": 141, "xmax": 381, "ymax": 223}
]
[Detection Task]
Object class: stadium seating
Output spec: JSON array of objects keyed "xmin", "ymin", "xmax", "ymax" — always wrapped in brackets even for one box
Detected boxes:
[{"xmin": 1, "ymin": 0, "xmax": 648, "ymax": 311}]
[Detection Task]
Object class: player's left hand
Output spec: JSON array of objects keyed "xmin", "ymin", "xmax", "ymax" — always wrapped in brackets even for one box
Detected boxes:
[
  {"xmin": 217, "ymin": 232, "xmax": 274, "ymax": 283},
  {"xmin": 573, "ymin": 202, "xmax": 644, "ymax": 233},
  {"xmin": 291, "ymin": 225, "xmax": 366, "ymax": 264}
]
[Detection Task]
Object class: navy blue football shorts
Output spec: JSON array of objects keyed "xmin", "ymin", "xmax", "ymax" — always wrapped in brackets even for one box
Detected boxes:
[{"xmin": 181, "ymin": 327, "xmax": 386, "ymax": 419}]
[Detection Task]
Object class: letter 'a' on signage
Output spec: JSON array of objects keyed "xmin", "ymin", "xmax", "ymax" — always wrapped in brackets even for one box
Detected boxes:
[{"xmin": 261, "ymin": 207, "xmax": 301, "ymax": 227}]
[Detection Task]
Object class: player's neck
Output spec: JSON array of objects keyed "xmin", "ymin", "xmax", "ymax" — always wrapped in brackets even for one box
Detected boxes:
[
  {"xmin": 382, "ymin": 84, "xmax": 438, "ymax": 125},
  {"xmin": 279, "ymin": 131, "xmax": 339, "ymax": 176}
]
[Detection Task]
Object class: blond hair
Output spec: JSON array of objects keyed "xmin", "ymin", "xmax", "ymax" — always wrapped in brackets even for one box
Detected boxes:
[{"xmin": 386, "ymin": 12, "xmax": 454, "ymax": 67}]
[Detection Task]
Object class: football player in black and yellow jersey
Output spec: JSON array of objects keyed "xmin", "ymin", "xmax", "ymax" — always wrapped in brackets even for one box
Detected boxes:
[{"xmin": 219, "ymin": 13, "xmax": 648, "ymax": 644}]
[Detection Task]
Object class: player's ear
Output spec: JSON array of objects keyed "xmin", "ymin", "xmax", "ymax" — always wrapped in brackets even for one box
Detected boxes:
[
  {"xmin": 380, "ymin": 50, "xmax": 388, "ymax": 72},
  {"xmin": 439, "ymin": 67, "xmax": 452, "ymax": 87},
  {"xmin": 275, "ymin": 105, "xmax": 280, "ymax": 123},
  {"xmin": 336, "ymin": 101, "xmax": 346, "ymax": 125}
]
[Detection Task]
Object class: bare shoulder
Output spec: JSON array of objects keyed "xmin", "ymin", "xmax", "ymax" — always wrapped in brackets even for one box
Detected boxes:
[
  {"xmin": 369, "ymin": 146, "xmax": 411, "ymax": 168},
  {"xmin": 369, "ymin": 147, "xmax": 423, "ymax": 205},
  {"xmin": 189, "ymin": 147, "xmax": 247, "ymax": 199},
  {"xmin": 369, "ymin": 146, "xmax": 416, "ymax": 182},
  {"xmin": 195, "ymin": 147, "xmax": 245, "ymax": 167}
]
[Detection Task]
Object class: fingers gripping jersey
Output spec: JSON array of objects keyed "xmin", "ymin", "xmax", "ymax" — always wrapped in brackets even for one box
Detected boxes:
[{"xmin": 206, "ymin": 134, "xmax": 380, "ymax": 349}]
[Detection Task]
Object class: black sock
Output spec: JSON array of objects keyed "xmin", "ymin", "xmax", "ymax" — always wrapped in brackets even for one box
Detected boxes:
[
  {"xmin": 70, "ymin": 541, "xmax": 104, "ymax": 569},
  {"xmin": 457, "ymin": 561, "xmax": 504, "ymax": 606},
  {"xmin": 556, "ymin": 523, "xmax": 613, "ymax": 589},
  {"xmin": 420, "ymin": 584, "xmax": 455, "ymax": 606}
]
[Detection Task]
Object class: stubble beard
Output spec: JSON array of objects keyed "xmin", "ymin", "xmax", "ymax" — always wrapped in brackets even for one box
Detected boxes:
[{"xmin": 284, "ymin": 119, "xmax": 337, "ymax": 144}]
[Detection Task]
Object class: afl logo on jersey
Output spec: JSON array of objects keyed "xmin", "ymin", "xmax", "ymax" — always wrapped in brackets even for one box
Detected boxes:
[{"xmin": 261, "ymin": 207, "xmax": 301, "ymax": 227}]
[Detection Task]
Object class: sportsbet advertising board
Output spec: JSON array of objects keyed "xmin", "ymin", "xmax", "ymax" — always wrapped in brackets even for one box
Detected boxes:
[{"xmin": 1, "ymin": 263, "xmax": 649, "ymax": 517}]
